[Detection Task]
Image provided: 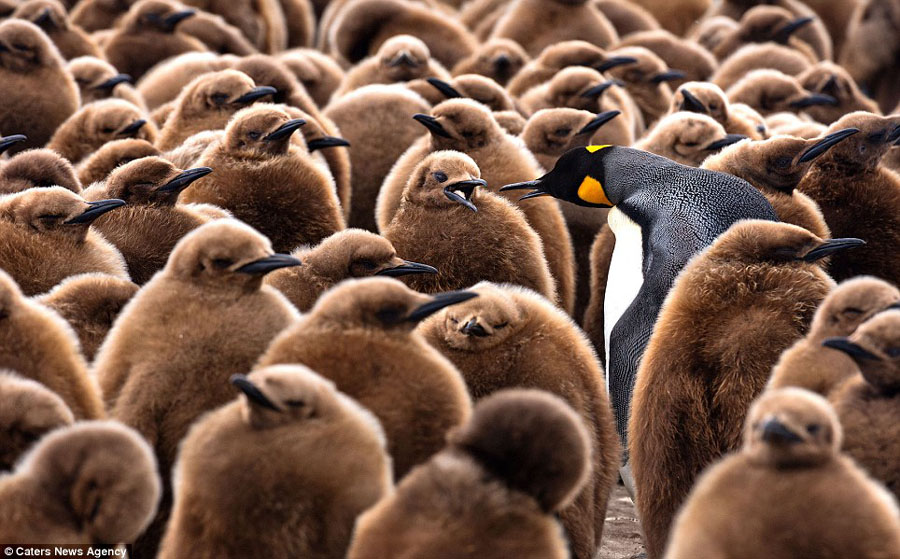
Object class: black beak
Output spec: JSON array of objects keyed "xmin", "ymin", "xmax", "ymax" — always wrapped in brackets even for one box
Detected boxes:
[
  {"xmin": 461, "ymin": 317, "xmax": 489, "ymax": 337},
  {"xmin": 233, "ymin": 86, "xmax": 277, "ymax": 105},
  {"xmin": 705, "ymin": 134, "xmax": 747, "ymax": 150},
  {"xmin": 117, "ymin": 119, "xmax": 147, "ymax": 137},
  {"xmin": 595, "ymin": 56, "xmax": 638, "ymax": 72},
  {"xmin": 0, "ymin": 134, "xmax": 27, "ymax": 155},
  {"xmin": 264, "ymin": 118, "xmax": 306, "ymax": 142},
  {"xmin": 820, "ymin": 75, "xmax": 839, "ymax": 95},
  {"xmin": 94, "ymin": 74, "xmax": 133, "ymax": 90},
  {"xmin": 499, "ymin": 179, "xmax": 549, "ymax": 201},
  {"xmin": 774, "ymin": 16, "xmax": 814, "ymax": 44},
  {"xmin": 163, "ymin": 9, "xmax": 195, "ymax": 31},
  {"xmin": 427, "ymin": 77, "xmax": 463, "ymax": 99},
  {"xmin": 802, "ymin": 238, "xmax": 866, "ymax": 262},
  {"xmin": 388, "ymin": 52, "xmax": 416, "ymax": 67},
  {"xmin": 413, "ymin": 114, "xmax": 452, "ymax": 138},
  {"xmin": 761, "ymin": 418, "xmax": 803, "ymax": 444},
  {"xmin": 797, "ymin": 128, "xmax": 860, "ymax": 163},
  {"xmin": 230, "ymin": 374, "xmax": 281, "ymax": 412},
  {"xmin": 823, "ymin": 337, "xmax": 881, "ymax": 361},
  {"xmin": 494, "ymin": 54, "xmax": 511, "ymax": 71},
  {"xmin": 443, "ymin": 178, "xmax": 485, "ymax": 212},
  {"xmin": 581, "ymin": 80, "xmax": 621, "ymax": 98},
  {"xmin": 887, "ymin": 125, "xmax": 900, "ymax": 144},
  {"xmin": 679, "ymin": 89, "xmax": 707, "ymax": 113},
  {"xmin": 407, "ymin": 290, "xmax": 478, "ymax": 322},
  {"xmin": 305, "ymin": 136, "xmax": 350, "ymax": 152},
  {"xmin": 375, "ymin": 260, "xmax": 438, "ymax": 277},
  {"xmin": 33, "ymin": 8, "xmax": 53, "ymax": 27},
  {"xmin": 235, "ymin": 254, "xmax": 303, "ymax": 274},
  {"xmin": 790, "ymin": 93, "xmax": 837, "ymax": 108},
  {"xmin": 577, "ymin": 110, "xmax": 621, "ymax": 135},
  {"xmin": 650, "ymin": 70, "xmax": 685, "ymax": 84},
  {"xmin": 158, "ymin": 167, "xmax": 213, "ymax": 193},
  {"xmin": 65, "ymin": 199, "xmax": 126, "ymax": 224}
]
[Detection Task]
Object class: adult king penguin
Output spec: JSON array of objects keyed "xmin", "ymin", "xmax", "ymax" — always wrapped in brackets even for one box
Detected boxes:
[{"xmin": 501, "ymin": 145, "xmax": 778, "ymax": 481}]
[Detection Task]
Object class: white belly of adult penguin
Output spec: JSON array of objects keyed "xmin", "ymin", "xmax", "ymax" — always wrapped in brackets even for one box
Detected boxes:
[{"xmin": 501, "ymin": 145, "xmax": 778, "ymax": 492}]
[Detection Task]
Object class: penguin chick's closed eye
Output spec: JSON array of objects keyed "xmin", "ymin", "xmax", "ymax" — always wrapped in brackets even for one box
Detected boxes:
[
  {"xmin": 798, "ymin": 61, "xmax": 881, "ymax": 125},
  {"xmin": 630, "ymin": 220, "xmax": 852, "ymax": 559},
  {"xmin": 635, "ymin": 111, "xmax": 744, "ymax": 167},
  {"xmin": 726, "ymin": 69, "xmax": 836, "ymax": 117},
  {"xmin": 66, "ymin": 55, "xmax": 146, "ymax": 110},
  {"xmin": 158, "ymin": 364, "xmax": 392, "ymax": 559},
  {"xmin": 0, "ymin": 148, "xmax": 82, "ymax": 195},
  {"xmin": 665, "ymin": 388, "xmax": 900, "ymax": 559},
  {"xmin": 0, "ymin": 421, "xmax": 162, "ymax": 544},
  {"xmin": 348, "ymin": 389, "xmax": 591, "ymax": 559},
  {"xmin": 12, "ymin": 0, "xmax": 103, "ymax": 61},
  {"xmin": 46, "ymin": 99, "xmax": 157, "ymax": 165}
]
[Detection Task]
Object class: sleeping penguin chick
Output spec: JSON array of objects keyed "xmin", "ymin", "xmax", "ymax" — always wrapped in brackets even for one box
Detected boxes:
[
  {"xmin": 257, "ymin": 277, "xmax": 474, "ymax": 478},
  {"xmin": 12, "ymin": 0, "xmax": 103, "ymax": 60},
  {"xmin": 712, "ymin": 43, "xmax": 812, "ymax": 92},
  {"xmin": 635, "ymin": 111, "xmax": 745, "ymax": 167},
  {"xmin": 136, "ymin": 51, "xmax": 234, "ymax": 111},
  {"xmin": 451, "ymin": 38, "xmax": 529, "ymax": 86},
  {"xmin": 348, "ymin": 389, "xmax": 591, "ymax": 559},
  {"xmin": 265, "ymin": 228, "xmax": 437, "ymax": 312},
  {"xmin": 81, "ymin": 155, "xmax": 217, "ymax": 284},
  {"xmin": 416, "ymin": 74, "xmax": 516, "ymax": 113},
  {"xmin": 797, "ymin": 111, "xmax": 900, "ymax": 283},
  {"xmin": 420, "ymin": 282, "xmax": 620, "ymax": 559},
  {"xmin": 67, "ymin": 56, "xmax": 146, "ymax": 110},
  {"xmin": 726, "ymin": 69, "xmax": 836, "ymax": 117},
  {"xmin": 0, "ymin": 421, "xmax": 162, "ymax": 545},
  {"xmin": 671, "ymin": 81, "xmax": 765, "ymax": 140},
  {"xmin": 827, "ymin": 309, "xmax": 900, "ymax": 501},
  {"xmin": 665, "ymin": 388, "xmax": 900, "ymax": 559},
  {"xmin": 158, "ymin": 364, "xmax": 392, "ymax": 559},
  {"xmin": 711, "ymin": 5, "xmax": 818, "ymax": 62},
  {"xmin": 702, "ymin": 128, "xmax": 862, "ymax": 237},
  {"xmin": 489, "ymin": 0, "xmax": 618, "ymax": 57},
  {"xmin": 92, "ymin": 218, "xmax": 300, "ymax": 556},
  {"xmin": 522, "ymin": 108, "xmax": 623, "ymax": 171},
  {"xmin": 182, "ymin": 105, "xmax": 344, "ymax": 253},
  {"xmin": 0, "ymin": 371, "xmax": 73, "ymax": 471},
  {"xmin": 617, "ymin": 29, "xmax": 717, "ymax": 87},
  {"xmin": 798, "ymin": 61, "xmax": 881, "ymax": 125},
  {"xmin": 36, "ymin": 273, "xmax": 139, "ymax": 361},
  {"xmin": 0, "ymin": 269, "xmax": 104, "ymax": 419},
  {"xmin": 333, "ymin": 34, "xmax": 450, "ymax": 99},
  {"xmin": 103, "ymin": 0, "xmax": 205, "ymax": 81},
  {"xmin": 155, "ymin": 69, "xmax": 276, "ymax": 151},
  {"xmin": 278, "ymin": 48, "xmax": 345, "ymax": 108},
  {"xmin": 630, "ymin": 220, "xmax": 857, "ymax": 559},
  {"xmin": 0, "ymin": 148, "xmax": 81, "ymax": 195},
  {"xmin": 769, "ymin": 276, "xmax": 900, "ymax": 395},
  {"xmin": 47, "ymin": 99, "xmax": 156, "ymax": 165},
  {"xmin": 76, "ymin": 138, "xmax": 161, "ymax": 185},
  {"xmin": 176, "ymin": 10, "xmax": 257, "ymax": 56},
  {"xmin": 383, "ymin": 151, "xmax": 557, "ymax": 304},
  {"xmin": 0, "ymin": 187, "xmax": 128, "ymax": 295},
  {"xmin": 0, "ymin": 20, "xmax": 80, "ymax": 154},
  {"xmin": 600, "ymin": 45, "xmax": 682, "ymax": 127}
]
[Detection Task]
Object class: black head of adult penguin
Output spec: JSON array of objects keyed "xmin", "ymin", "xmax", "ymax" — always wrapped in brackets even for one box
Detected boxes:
[
  {"xmin": 0, "ymin": 148, "xmax": 81, "ymax": 195},
  {"xmin": 726, "ymin": 69, "xmax": 837, "ymax": 117}
]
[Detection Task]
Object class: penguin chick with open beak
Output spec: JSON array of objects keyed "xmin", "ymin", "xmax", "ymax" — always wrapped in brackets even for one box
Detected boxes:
[
  {"xmin": 0, "ymin": 371, "xmax": 73, "ymax": 470},
  {"xmin": 726, "ymin": 68, "xmax": 837, "ymax": 117},
  {"xmin": 182, "ymin": 104, "xmax": 345, "ymax": 253},
  {"xmin": 670, "ymin": 81, "xmax": 766, "ymax": 140},
  {"xmin": 798, "ymin": 61, "xmax": 881, "ymax": 125},
  {"xmin": 0, "ymin": 148, "xmax": 82, "ymax": 195},
  {"xmin": 451, "ymin": 38, "xmax": 529, "ymax": 86},
  {"xmin": 635, "ymin": 111, "xmax": 746, "ymax": 167},
  {"xmin": 489, "ymin": 0, "xmax": 618, "ymax": 57},
  {"xmin": 266, "ymin": 228, "xmax": 437, "ymax": 312},
  {"xmin": 600, "ymin": 45, "xmax": 684, "ymax": 127},
  {"xmin": 47, "ymin": 99, "xmax": 156, "ymax": 165},
  {"xmin": 12, "ymin": 0, "xmax": 103, "ymax": 60},
  {"xmin": 617, "ymin": 29, "xmax": 717, "ymax": 87},
  {"xmin": 67, "ymin": 55, "xmax": 145, "ymax": 109},
  {"xmin": 631, "ymin": 220, "xmax": 859, "ymax": 558},
  {"xmin": 712, "ymin": 5, "xmax": 818, "ymax": 62},
  {"xmin": 76, "ymin": 138, "xmax": 160, "ymax": 185},
  {"xmin": 257, "ymin": 277, "xmax": 475, "ymax": 478}
]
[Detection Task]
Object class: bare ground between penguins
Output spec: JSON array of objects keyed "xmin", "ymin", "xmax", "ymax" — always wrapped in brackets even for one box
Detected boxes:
[{"xmin": 599, "ymin": 484, "xmax": 646, "ymax": 559}]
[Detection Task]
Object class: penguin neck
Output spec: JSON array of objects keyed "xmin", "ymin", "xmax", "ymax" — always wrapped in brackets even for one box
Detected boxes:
[{"xmin": 600, "ymin": 147, "xmax": 669, "ymax": 205}]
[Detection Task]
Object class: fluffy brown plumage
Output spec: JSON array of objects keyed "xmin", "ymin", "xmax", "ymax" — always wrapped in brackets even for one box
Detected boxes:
[
  {"xmin": 279, "ymin": 48, "xmax": 345, "ymax": 107},
  {"xmin": 798, "ymin": 61, "xmax": 882, "ymax": 124},
  {"xmin": 670, "ymin": 81, "xmax": 765, "ymax": 140},
  {"xmin": 451, "ymin": 38, "xmax": 529, "ymax": 86},
  {"xmin": 0, "ymin": 148, "xmax": 81, "ymax": 195},
  {"xmin": 617, "ymin": 29, "xmax": 716, "ymax": 88},
  {"xmin": 635, "ymin": 111, "xmax": 742, "ymax": 167},
  {"xmin": 0, "ymin": 371, "xmax": 73, "ymax": 470},
  {"xmin": 713, "ymin": 43, "xmax": 812, "ymax": 92},
  {"xmin": 47, "ymin": 99, "xmax": 156, "ymax": 164},
  {"xmin": 490, "ymin": 0, "xmax": 618, "ymax": 57},
  {"xmin": 725, "ymin": 68, "xmax": 835, "ymax": 117},
  {"xmin": 76, "ymin": 138, "xmax": 161, "ymax": 185},
  {"xmin": 67, "ymin": 56, "xmax": 146, "ymax": 109},
  {"xmin": 12, "ymin": 0, "xmax": 103, "ymax": 60},
  {"xmin": 839, "ymin": 0, "xmax": 900, "ymax": 113}
]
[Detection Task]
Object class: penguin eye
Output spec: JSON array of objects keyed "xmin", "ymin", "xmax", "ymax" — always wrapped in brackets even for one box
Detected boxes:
[
  {"xmin": 355, "ymin": 259, "xmax": 377, "ymax": 270},
  {"xmin": 13, "ymin": 43, "xmax": 30, "ymax": 52},
  {"xmin": 886, "ymin": 347, "xmax": 900, "ymax": 358},
  {"xmin": 211, "ymin": 92, "xmax": 229, "ymax": 105},
  {"xmin": 774, "ymin": 156, "xmax": 792, "ymax": 169},
  {"xmin": 376, "ymin": 306, "xmax": 405, "ymax": 324},
  {"xmin": 448, "ymin": 317, "xmax": 459, "ymax": 324},
  {"xmin": 708, "ymin": 103, "xmax": 719, "ymax": 111},
  {"xmin": 248, "ymin": 131, "xmax": 262, "ymax": 140},
  {"xmin": 212, "ymin": 258, "xmax": 233, "ymax": 269},
  {"xmin": 461, "ymin": 130, "xmax": 476, "ymax": 139},
  {"xmin": 432, "ymin": 171, "xmax": 448, "ymax": 183},
  {"xmin": 806, "ymin": 424, "xmax": 820, "ymax": 435},
  {"xmin": 841, "ymin": 307, "xmax": 864, "ymax": 317},
  {"xmin": 555, "ymin": 127, "xmax": 572, "ymax": 136},
  {"xmin": 683, "ymin": 141, "xmax": 699, "ymax": 147},
  {"xmin": 493, "ymin": 321, "xmax": 508, "ymax": 329},
  {"xmin": 38, "ymin": 213, "xmax": 65, "ymax": 221},
  {"xmin": 285, "ymin": 399, "xmax": 305, "ymax": 408},
  {"xmin": 102, "ymin": 127, "xmax": 116, "ymax": 134}
]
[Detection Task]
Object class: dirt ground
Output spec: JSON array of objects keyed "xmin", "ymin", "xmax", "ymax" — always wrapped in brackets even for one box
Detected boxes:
[{"xmin": 599, "ymin": 484, "xmax": 647, "ymax": 559}]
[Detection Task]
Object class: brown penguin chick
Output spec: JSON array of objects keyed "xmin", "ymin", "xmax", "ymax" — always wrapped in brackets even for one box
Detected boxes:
[
  {"xmin": 177, "ymin": 10, "xmax": 257, "ymax": 55},
  {"xmin": 711, "ymin": 4, "xmax": 819, "ymax": 62},
  {"xmin": 323, "ymin": 84, "xmax": 430, "ymax": 231},
  {"xmin": 766, "ymin": 112, "xmax": 827, "ymax": 140},
  {"xmin": 670, "ymin": 81, "xmax": 764, "ymax": 140},
  {"xmin": 617, "ymin": 29, "xmax": 717, "ymax": 87},
  {"xmin": 279, "ymin": 48, "xmax": 345, "ymax": 108},
  {"xmin": 839, "ymin": 0, "xmax": 900, "ymax": 113},
  {"xmin": 0, "ymin": 421, "xmax": 161, "ymax": 545},
  {"xmin": 36, "ymin": 273, "xmax": 139, "ymax": 362},
  {"xmin": 635, "ymin": 111, "xmax": 745, "ymax": 167},
  {"xmin": 596, "ymin": 0, "xmax": 659, "ymax": 37},
  {"xmin": 665, "ymin": 388, "xmax": 900, "ymax": 559},
  {"xmin": 416, "ymin": 74, "xmax": 517, "ymax": 113},
  {"xmin": 76, "ymin": 138, "xmax": 161, "ymax": 185},
  {"xmin": 492, "ymin": 110, "xmax": 527, "ymax": 136},
  {"xmin": 506, "ymin": 40, "xmax": 634, "ymax": 98},
  {"xmin": 583, "ymin": 223, "xmax": 615, "ymax": 362},
  {"xmin": 0, "ymin": 371, "xmax": 73, "ymax": 471},
  {"xmin": 450, "ymin": 38, "xmax": 529, "ymax": 86},
  {"xmin": 688, "ymin": 15, "xmax": 739, "ymax": 53},
  {"xmin": 155, "ymin": 69, "xmax": 276, "ymax": 151},
  {"xmin": 382, "ymin": 151, "xmax": 557, "ymax": 302},
  {"xmin": 457, "ymin": 0, "xmax": 508, "ymax": 39},
  {"xmin": 182, "ymin": 105, "xmax": 345, "ymax": 253},
  {"xmin": 265, "ymin": 228, "xmax": 438, "ymax": 312},
  {"xmin": 0, "ymin": 187, "xmax": 128, "ymax": 296},
  {"xmin": 0, "ymin": 148, "xmax": 82, "ymax": 195},
  {"xmin": 797, "ymin": 111, "xmax": 900, "ymax": 283},
  {"xmin": 731, "ymin": 102, "xmax": 769, "ymax": 138},
  {"xmin": 601, "ymin": 45, "xmax": 681, "ymax": 127},
  {"xmin": 419, "ymin": 282, "xmax": 620, "ymax": 559},
  {"xmin": 276, "ymin": 0, "xmax": 315, "ymax": 49},
  {"xmin": 181, "ymin": 0, "xmax": 287, "ymax": 53},
  {"xmin": 377, "ymin": 99, "xmax": 576, "ymax": 314},
  {"xmin": 800, "ymin": 0, "xmax": 859, "ymax": 55},
  {"xmin": 769, "ymin": 277, "xmax": 900, "ymax": 395},
  {"xmin": 798, "ymin": 61, "xmax": 881, "ymax": 125},
  {"xmin": 489, "ymin": 0, "xmax": 618, "ymax": 57},
  {"xmin": 92, "ymin": 218, "xmax": 300, "ymax": 556},
  {"xmin": 81, "ymin": 155, "xmax": 218, "ymax": 284},
  {"xmin": 136, "ymin": 51, "xmax": 233, "ymax": 110},
  {"xmin": 348, "ymin": 389, "xmax": 591, "ymax": 559},
  {"xmin": 0, "ymin": 20, "xmax": 80, "ymax": 154},
  {"xmin": 726, "ymin": 69, "xmax": 837, "ymax": 117},
  {"xmin": 712, "ymin": 43, "xmax": 812, "ymax": 92},
  {"xmin": 67, "ymin": 56, "xmax": 146, "ymax": 110},
  {"xmin": 289, "ymin": 108, "xmax": 353, "ymax": 219},
  {"xmin": 327, "ymin": 0, "xmax": 477, "ymax": 69},
  {"xmin": 0, "ymin": 269, "xmax": 104, "ymax": 419},
  {"xmin": 630, "ymin": 220, "xmax": 854, "ymax": 559},
  {"xmin": 333, "ymin": 34, "xmax": 450, "ymax": 99},
  {"xmin": 626, "ymin": 0, "xmax": 709, "ymax": 36},
  {"xmin": 46, "ymin": 99, "xmax": 156, "ymax": 165},
  {"xmin": 521, "ymin": 108, "xmax": 623, "ymax": 171},
  {"xmin": 103, "ymin": 0, "xmax": 206, "ymax": 81},
  {"xmin": 13, "ymin": 0, "xmax": 103, "ymax": 61},
  {"xmin": 257, "ymin": 277, "xmax": 474, "ymax": 477},
  {"xmin": 161, "ymin": 128, "xmax": 222, "ymax": 168},
  {"xmin": 826, "ymin": 309, "xmax": 900, "ymax": 501},
  {"xmin": 70, "ymin": 0, "xmax": 137, "ymax": 32},
  {"xmin": 158, "ymin": 364, "xmax": 392, "ymax": 559},
  {"xmin": 701, "ymin": 130, "xmax": 864, "ymax": 237}
]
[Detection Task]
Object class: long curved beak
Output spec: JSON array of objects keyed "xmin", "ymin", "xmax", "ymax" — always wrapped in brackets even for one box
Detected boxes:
[
  {"xmin": 264, "ymin": 118, "xmax": 306, "ymax": 142},
  {"xmin": 705, "ymin": 134, "xmax": 747, "ymax": 151},
  {"xmin": 95, "ymin": 74, "xmax": 133, "ymax": 90},
  {"xmin": 499, "ymin": 179, "xmax": 548, "ymax": 201},
  {"xmin": 650, "ymin": 70, "xmax": 685, "ymax": 83},
  {"xmin": 802, "ymin": 237, "xmax": 865, "ymax": 262},
  {"xmin": 679, "ymin": 89, "xmax": 707, "ymax": 113},
  {"xmin": 375, "ymin": 260, "xmax": 438, "ymax": 277},
  {"xmin": 117, "ymin": 119, "xmax": 147, "ymax": 137},
  {"xmin": 577, "ymin": 110, "xmax": 621, "ymax": 135},
  {"xmin": 595, "ymin": 56, "xmax": 638, "ymax": 72},
  {"xmin": 427, "ymin": 77, "xmax": 463, "ymax": 99},
  {"xmin": 158, "ymin": 167, "xmax": 213, "ymax": 193},
  {"xmin": 407, "ymin": 290, "xmax": 478, "ymax": 322},
  {"xmin": 413, "ymin": 114, "xmax": 452, "ymax": 138},
  {"xmin": 65, "ymin": 199, "xmax": 126, "ymax": 224},
  {"xmin": 0, "ymin": 134, "xmax": 26, "ymax": 155},
  {"xmin": 581, "ymin": 80, "xmax": 621, "ymax": 98},
  {"xmin": 236, "ymin": 254, "xmax": 303, "ymax": 274},
  {"xmin": 790, "ymin": 93, "xmax": 837, "ymax": 108},
  {"xmin": 822, "ymin": 337, "xmax": 881, "ymax": 361},
  {"xmin": 774, "ymin": 16, "xmax": 814, "ymax": 44},
  {"xmin": 443, "ymin": 178, "xmax": 485, "ymax": 212},
  {"xmin": 306, "ymin": 136, "xmax": 350, "ymax": 152},
  {"xmin": 797, "ymin": 128, "xmax": 860, "ymax": 163},
  {"xmin": 233, "ymin": 86, "xmax": 277, "ymax": 105},
  {"xmin": 163, "ymin": 9, "xmax": 196, "ymax": 31},
  {"xmin": 761, "ymin": 418, "xmax": 803, "ymax": 444},
  {"xmin": 230, "ymin": 374, "xmax": 281, "ymax": 412}
]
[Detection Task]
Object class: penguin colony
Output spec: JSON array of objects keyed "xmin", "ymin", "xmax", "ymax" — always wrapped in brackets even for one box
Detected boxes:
[{"xmin": 0, "ymin": 1, "xmax": 897, "ymax": 558}]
